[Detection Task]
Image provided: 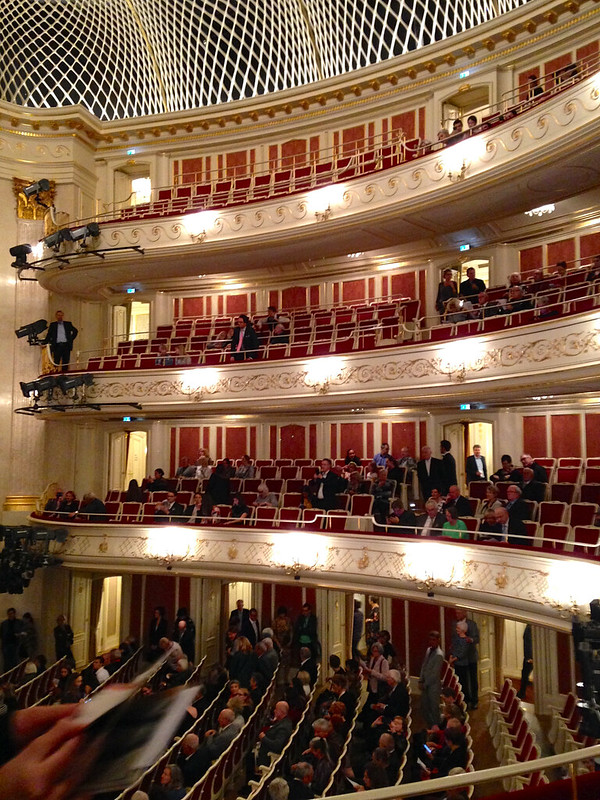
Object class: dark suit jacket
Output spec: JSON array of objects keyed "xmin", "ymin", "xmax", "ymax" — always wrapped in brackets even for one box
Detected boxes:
[
  {"xmin": 444, "ymin": 494, "xmax": 472, "ymax": 518},
  {"xmin": 313, "ymin": 470, "xmax": 346, "ymax": 510},
  {"xmin": 178, "ymin": 748, "xmax": 205, "ymax": 787},
  {"xmin": 512, "ymin": 462, "xmax": 548, "ymax": 483},
  {"xmin": 167, "ymin": 501, "xmax": 185, "ymax": 520},
  {"xmin": 441, "ymin": 453, "xmax": 457, "ymax": 493},
  {"xmin": 505, "ymin": 497, "xmax": 531, "ymax": 521},
  {"xmin": 381, "ymin": 682, "xmax": 410, "ymax": 719},
  {"xmin": 460, "ymin": 277, "xmax": 486, "ymax": 299},
  {"xmin": 44, "ymin": 320, "xmax": 78, "ymax": 347},
  {"xmin": 507, "ymin": 517, "xmax": 530, "ymax": 546},
  {"xmin": 241, "ymin": 616, "xmax": 261, "ymax": 647},
  {"xmin": 466, "ymin": 454, "xmax": 487, "ymax": 482},
  {"xmin": 521, "ymin": 481, "xmax": 546, "ymax": 503},
  {"xmin": 230, "ymin": 325, "xmax": 260, "ymax": 359},
  {"xmin": 258, "ymin": 716, "xmax": 293, "ymax": 763},
  {"xmin": 416, "ymin": 512, "xmax": 445, "ymax": 536},
  {"xmin": 417, "ymin": 458, "xmax": 444, "ymax": 500},
  {"xmin": 228, "ymin": 607, "xmax": 249, "ymax": 631},
  {"xmin": 299, "ymin": 656, "xmax": 318, "ymax": 685}
]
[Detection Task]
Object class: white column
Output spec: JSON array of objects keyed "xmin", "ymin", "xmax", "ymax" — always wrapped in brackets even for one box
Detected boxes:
[
  {"xmin": 532, "ymin": 626, "xmax": 561, "ymax": 715},
  {"xmin": 147, "ymin": 421, "xmax": 170, "ymax": 474}
]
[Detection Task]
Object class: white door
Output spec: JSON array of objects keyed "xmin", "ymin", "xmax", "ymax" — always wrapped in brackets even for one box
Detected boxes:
[
  {"xmin": 125, "ymin": 431, "xmax": 148, "ymax": 486},
  {"xmin": 95, "ymin": 577, "xmax": 122, "ymax": 654},
  {"xmin": 442, "ymin": 422, "xmax": 465, "ymax": 489},
  {"xmin": 69, "ymin": 574, "xmax": 92, "ymax": 667},
  {"xmin": 472, "ymin": 611, "xmax": 494, "ymax": 694}
]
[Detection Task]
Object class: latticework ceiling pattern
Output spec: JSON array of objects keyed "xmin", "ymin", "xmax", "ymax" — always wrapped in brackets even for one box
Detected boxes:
[{"xmin": 0, "ymin": 0, "xmax": 529, "ymax": 120}]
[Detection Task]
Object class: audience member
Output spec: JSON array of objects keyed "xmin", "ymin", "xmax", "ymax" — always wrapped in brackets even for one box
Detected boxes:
[
  {"xmin": 235, "ymin": 455, "xmax": 255, "ymax": 479},
  {"xmin": 466, "ymin": 444, "xmax": 487, "ymax": 483},
  {"xmin": 370, "ymin": 469, "xmax": 394, "ymax": 524},
  {"xmin": 417, "ymin": 500, "xmax": 445, "ymax": 537},
  {"xmin": 125, "ymin": 479, "xmax": 144, "ymax": 502},
  {"xmin": 53, "ymin": 614, "xmax": 74, "ymax": 665},
  {"xmin": 459, "ymin": 267, "xmax": 486, "ymax": 300},
  {"xmin": 479, "ymin": 485, "xmax": 502, "ymax": 517},
  {"xmin": 372, "ymin": 443, "xmax": 391, "ymax": 468},
  {"xmin": 443, "ymin": 485, "xmax": 471, "ymax": 517},
  {"xmin": 227, "ymin": 493, "xmax": 251, "ymax": 524},
  {"xmin": 257, "ymin": 701, "xmax": 293, "ymax": 766},
  {"xmin": 520, "ymin": 467, "xmax": 546, "ymax": 502},
  {"xmin": 504, "ymin": 484, "xmax": 531, "ymax": 521},
  {"xmin": 436, "ymin": 269, "xmax": 458, "ymax": 317},
  {"xmin": 293, "ymin": 604, "xmax": 320, "ymax": 658},
  {"xmin": 207, "ymin": 461, "xmax": 233, "ymax": 504},
  {"xmin": 229, "ymin": 636, "xmax": 258, "ymax": 687},
  {"xmin": 194, "ymin": 456, "xmax": 212, "ymax": 479},
  {"xmin": 253, "ymin": 482, "xmax": 278, "ymax": 508},
  {"xmin": 241, "ymin": 608, "xmax": 261, "ymax": 647},
  {"xmin": 417, "ymin": 446, "xmax": 444, "ymax": 501},
  {"xmin": 154, "ymin": 343, "xmax": 174, "ymax": 367},
  {"xmin": 230, "ymin": 314, "xmax": 260, "ymax": 361},
  {"xmin": 442, "ymin": 506, "xmax": 469, "ymax": 540},
  {"xmin": 147, "ymin": 469, "xmax": 169, "ymax": 492},
  {"xmin": 440, "ymin": 440, "xmax": 457, "ymax": 493},
  {"xmin": 77, "ymin": 492, "xmax": 107, "ymax": 522},
  {"xmin": 490, "ymin": 454, "xmax": 514, "ymax": 482},
  {"xmin": 288, "ymin": 762, "xmax": 314, "ymax": 800},
  {"xmin": 494, "ymin": 506, "xmax": 529, "ymax": 546},
  {"xmin": 271, "ymin": 323, "xmax": 290, "ymax": 345},
  {"xmin": 513, "ymin": 453, "xmax": 548, "ymax": 483},
  {"xmin": 185, "ymin": 491, "xmax": 213, "ymax": 524},
  {"xmin": 345, "ymin": 448, "xmax": 362, "ymax": 467},
  {"xmin": 386, "ymin": 500, "xmax": 417, "ymax": 532},
  {"xmin": 1, "ymin": 609, "xmax": 23, "ymax": 671}
]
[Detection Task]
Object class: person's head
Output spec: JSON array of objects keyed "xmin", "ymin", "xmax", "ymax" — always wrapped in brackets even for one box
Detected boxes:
[
  {"xmin": 313, "ymin": 718, "xmax": 333, "ymax": 738},
  {"xmin": 249, "ymin": 608, "xmax": 258, "ymax": 621},
  {"xmin": 370, "ymin": 642, "xmax": 384, "ymax": 657},
  {"xmin": 472, "ymin": 444, "xmax": 482, "ymax": 457},
  {"xmin": 445, "ymin": 726, "xmax": 465, "ymax": 749},
  {"xmin": 331, "ymin": 675, "xmax": 347, "ymax": 695},
  {"xmin": 467, "ymin": 115, "xmax": 477, "ymax": 128},
  {"xmin": 257, "ymin": 482, "xmax": 269, "ymax": 497},
  {"xmin": 299, "ymin": 646, "xmax": 311, "ymax": 662},
  {"xmin": 522, "ymin": 467, "xmax": 534, "ymax": 482},
  {"xmin": 218, "ymin": 708, "xmax": 235, "ymax": 728},
  {"xmin": 346, "ymin": 448, "xmax": 357, "ymax": 459},
  {"xmin": 508, "ymin": 272, "xmax": 521, "ymax": 286},
  {"xmin": 60, "ymin": 665, "xmax": 71, "ymax": 678},
  {"xmin": 159, "ymin": 637, "xmax": 171, "ymax": 651},
  {"xmin": 92, "ymin": 657, "xmax": 103, "ymax": 671},
  {"xmin": 372, "ymin": 747, "xmax": 389, "ymax": 769},
  {"xmin": 441, "ymin": 687, "xmax": 456, "ymax": 705},
  {"xmin": 478, "ymin": 292, "xmax": 489, "ymax": 305},
  {"xmin": 236, "ymin": 314, "xmax": 250, "ymax": 328},
  {"xmin": 495, "ymin": 507, "xmax": 509, "ymax": 525},
  {"xmin": 424, "ymin": 499, "xmax": 438, "ymax": 518},
  {"xmin": 448, "ymin": 485, "xmax": 460, "ymax": 500},
  {"xmin": 520, "ymin": 453, "xmax": 534, "ymax": 467},
  {"xmin": 63, "ymin": 490, "xmax": 75, "ymax": 502},
  {"xmin": 422, "ymin": 445, "xmax": 432, "ymax": 459},
  {"xmin": 377, "ymin": 468, "xmax": 388, "ymax": 483},
  {"xmin": 484, "ymin": 509, "xmax": 497, "ymax": 527},
  {"xmin": 193, "ymin": 492, "xmax": 203, "ymax": 507},
  {"xmin": 267, "ymin": 305, "xmax": 277, "ymax": 317},
  {"xmin": 443, "ymin": 269, "xmax": 453, "ymax": 282},
  {"xmin": 231, "ymin": 493, "xmax": 242, "ymax": 506},
  {"xmin": 273, "ymin": 700, "xmax": 289, "ymax": 720},
  {"xmin": 452, "ymin": 119, "xmax": 463, "ymax": 132},
  {"xmin": 386, "ymin": 669, "xmax": 401, "ymax": 686},
  {"xmin": 163, "ymin": 764, "xmax": 183, "ymax": 789},
  {"xmin": 437, "ymin": 128, "xmax": 449, "ymax": 141},
  {"xmin": 320, "ymin": 458, "xmax": 332, "ymax": 472},
  {"xmin": 55, "ymin": 310, "xmax": 64, "ymax": 321},
  {"xmin": 506, "ymin": 484, "xmax": 522, "ymax": 501},
  {"xmin": 241, "ymin": 454, "xmax": 252, "ymax": 465},
  {"xmin": 181, "ymin": 733, "xmax": 199, "ymax": 756},
  {"xmin": 268, "ymin": 777, "xmax": 290, "ymax": 800},
  {"xmin": 292, "ymin": 762, "xmax": 314, "ymax": 785},
  {"xmin": 501, "ymin": 454, "xmax": 512, "ymax": 468},
  {"xmin": 154, "ymin": 468, "xmax": 164, "ymax": 479},
  {"xmin": 380, "ymin": 443, "xmax": 390, "ymax": 455},
  {"xmin": 166, "ymin": 490, "xmax": 176, "ymax": 504},
  {"xmin": 363, "ymin": 762, "xmax": 388, "ymax": 789},
  {"xmin": 236, "ymin": 599, "xmax": 244, "ymax": 611},
  {"xmin": 302, "ymin": 603, "xmax": 312, "ymax": 616},
  {"xmin": 454, "ymin": 608, "xmax": 467, "ymax": 622},
  {"xmin": 555, "ymin": 260, "xmax": 567, "ymax": 276},
  {"xmin": 56, "ymin": 614, "xmax": 66, "ymax": 625},
  {"xmin": 528, "ymin": 74, "xmax": 539, "ymax": 85},
  {"xmin": 508, "ymin": 285, "xmax": 523, "ymax": 300},
  {"xmin": 428, "ymin": 630, "xmax": 441, "ymax": 648},
  {"xmin": 485, "ymin": 486, "xmax": 498, "ymax": 503}
]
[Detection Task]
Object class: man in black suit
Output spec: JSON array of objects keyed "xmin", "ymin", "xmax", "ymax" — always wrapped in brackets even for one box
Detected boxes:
[
  {"xmin": 229, "ymin": 598, "xmax": 249, "ymax": 632},
  {"xmin": 504, "ymin": 484, "xmax": 531, "ymax": 522},
  {"xmin": 417, "ymin": 446, "xmax": 444, "ymax": 501},
  {"xmin": 177, "ymin": 733, "xmax": 204, "ymax": 787},
  {"xmin": 520, "ymin": 467, "xmax": 546, "ymax": 503},
  {"xmin": 176, "ymin": 619, "xmax": 195, "ymax": 663},
  {"xmin": 312, "ymin": 459, "xmax": 346, "ymax": 511},
  {"xmin": 293, "ymin": 603, "xmax": 320, "ymax": 657},
  {"xmin": 459, "ymin": 267, "xmax": 486, "ymax": 300},
  {"xmin": 416, "ymin": 500, "xmax": 445, "ymax": 537},
  {"xmin": 230, "ymin": 314, "xmax": 260, "ymax": 362},
  {"xmin": 257, "ymin": 701, "xmax": 293, "ymax": 766},
  {"xmin": 43, "ymin": 310, "xmax": 78, "ymax": 372},
  {"xmin": 495, "ymin": 507, "xmax": 530, "ymax": 546},
  {"xmin": 298, "ymin": 646, "xmax": 318, "ymax": 685},
  {"xmin": 241, "ymin": 607, "xmax": 261, "ymax": 646},
  {"xmin": 440, "ymin": 440, "xmax": 457, "ymax": 494},
  {"xmin": 466, "ymin": 444, "xmax": 487, "ymax": 483},
  {"xmin": 443, "ymin": 485, "xmax": 472, "ymax": 518},
  {"xmin": 330, "ymin": 674, "xmax": 356, "ymax": 719},
  {"xmin": 165, "ymin": 490, "xmax": 185, "ymax": 520}
]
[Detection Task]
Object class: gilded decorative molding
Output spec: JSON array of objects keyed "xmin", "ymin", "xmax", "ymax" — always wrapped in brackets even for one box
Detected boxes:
[
  {"xmin": 13, "ymin": 177, "xmax": 56, "ymax": 220},
  {"xmin": 50, "ymin": 523, "xmax": 593, "ymax": 628}
]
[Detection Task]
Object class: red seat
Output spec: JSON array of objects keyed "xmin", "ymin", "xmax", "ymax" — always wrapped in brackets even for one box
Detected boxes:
[
  {"xmin": 326, "ymin": 510, "xmax": 349, "ymax": 532},
  {"xmin": 277, "ymin": 507, "xmax": 302, "ymax": 529},
  {"xmin": 102, "ymin": 356, "xmax": 119, "ymax": 370},
  {"xmin": 120, "ymin": 355, "xmax": 138, "ymax": 370},
  {"xmin": 550, "ymin": 483, "xmax": 576, "ymax": 503},
  {"xmin": 572, "ymin": 526, "xmax": 600, "ymax": 554},
  {"xmin": 469, "ymin": 481, "xmax": 491, "ymax": 499},
  {"xmin": 556, "ymin": 466, "xmax": 581, "ymax": 483},
  {"xmin": 253, "ymin": 506, "xmax": 277, "ymax": 527},
  {"xmin": 104, "ymin": 501, "xmax": 121, "ymax": 521},
  {"xmin": 302, "ymin": 510, "xmax": 324, "ymax": 530},
  {"xmin": 179, "ymin": 479, "xmax": 199, "ymax": 493},
  {"xmin": 580, "ymin": 484, "xmax": 600, "ymax": 504},
  {"xmin": 568, "ymin": 502, "xmax": 598, "ymax": 527},
  {"xmin": 275, "ymin": 459, "xmax": 293, "ymax": 466},
  {"xmin": 120, "ymin": 502, "xmax": 141, "ymax": 523},
  {"xmin": 258, "ymin": 466, "xmax": 277, "ymax": 479},
  {"xmin": 279, "ymin": 466, "xmax": 299, "ymax": 480},
  {"xmin": 540, "ymin": 523, "xmax": 570, "ymax": 551},
  {"xmin": 538, "ymin": 501, "xmax": 567, "ymax": 525},
  {"xmin": 87, "ymin": 357, "xmax": 102, "ymax": 371},
  {"xmin": 585, "ymin": 467, "xmax": 600, "ymax": 483},
  {"xmin": 285, "ymin": 479, "xmax": 305, "ymax": 494},
  {"xmin": 350, "ymin": 494, "xmax": 374, "ymax": 516}
]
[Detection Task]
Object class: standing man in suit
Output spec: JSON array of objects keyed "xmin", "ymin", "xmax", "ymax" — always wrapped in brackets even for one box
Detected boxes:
[
  {"xmin": 230, "ymin": 314, "xmax": 260, "ymax": 362},
  {"xmin": 465, "ymin": 444, "xmax": 487, "ymax": 484},
  {"xmin": 229, "ymin": 599, "xmax": 249, "ymax": 632},
  {"xmin": 419, "ymin": 630, "xmax": 444, "ymax": 727},
  {"xmin": 440, "ymin": 440, "xmax": 458, "ymax": 494},
  {"xmin": 313, "ymin": 459, "xmax": 346, "ymax": 511},
  {"xmin": 298, "ymin": 646, "xmax": 318, "ymax": 685},
  {"xmin": 450, "ymin": 610, "xmax": 480, "ymax": 709},
  {"xmin": 293, "ymin": 603, "xmax": 320, "ymax": 658},
  {"xmin": 241, "ymin": 607, "xmax": 261, "ymax": 646},
  {"xmin": 44, "ymin": 310, "xmax": 78, "ymax": 372},
  {"xmin": 417, "ymin": 446, "xmax": 444, "ymax": 501}
]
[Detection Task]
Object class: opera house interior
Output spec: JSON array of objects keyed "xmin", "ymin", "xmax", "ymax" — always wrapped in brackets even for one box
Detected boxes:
[{"xmin": 2, "ymin": 0, "xmax": 600, "ymax": 796}]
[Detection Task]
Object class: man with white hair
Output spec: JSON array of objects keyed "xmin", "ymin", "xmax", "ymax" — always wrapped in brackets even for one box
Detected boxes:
[
  {"xmin": 259, "ymin": 636, "xmax": 279, "ymax": 676},
  {"xmin": 257, "ymin": 701, "xmax": 293, "ymax": 766},
  {"xmin": 159, "ymin": 636, "xmax": 184, "ymax": 671},
  {"xmin": 177, "ymin": 733, "xmax": 203, "ymax": 787},
  {"xmin": 269, "ymin": 777, "xmax": 290, "ymax": 800},
  {"xmin": 177, "ymin": 618, "xmax": 195, "ymax": 664}
]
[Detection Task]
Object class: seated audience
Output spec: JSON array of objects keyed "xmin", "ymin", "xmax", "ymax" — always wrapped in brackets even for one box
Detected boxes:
[
  {"xmin": 586, "ymin": 253, "xmax": 600, "ymax": 282},
  {"xmin": 194, "ymin": 456, "xmax": 212, "ymax": 479},
  {"xmin": 442, "ymin": 507, "xmax": 469, "ymax": 540},
  {"xmin": 305, "ymin": 738, "xmax": 334, "ymax": 794},
  {"xmin": 490, "ymin": 454, "xmax": 514, "ymax": 482},
  {"xmin": 154, "ymin": 343, "xmax": 174, "ymax": 367},
  {"xmin": 479, "ymin": 510, "xmax": 502, "ymax": 539},
  {"xmin": 254, "ymin": 482, "xmax": 279, "ymax": 508},
  {"xmin": 60, "ymin": 673, "xmax": 85, "ymax": 704},
  {"xmin": 502, "ymin": 285, "xmax": 532, "ymax": 314},
  {"xmin": 77, "ymin": 492, "xmax": 107, "ymax": 522},
  {"xmin": 288, "ymin": 762, "xmax": 314, "ymax": 800},
  {"xmin": 504, "ymin": 484, "xmax": 532, "ymax": 521},
  {"xmin": 226, "ymin": 493, "xmax": 251, "ymax": 524},
  {"xmin": 494, "ymin": 506, "xmax": 529, "ymax": 545},
  {"xmin": 443, "ymin": 485, "xmax": 471, "ymax": 517},
  {"xmin": 185, "ymin": 491, "xmax": 213, "ymax": 524},
  {"xmin": 55, "ymin": 490, "xmax": 79, "ymax": 517},
  {"xmin": 479, "ymin": 485, "xmax": 502, "ymax": 517},
  {"xmin": 385, "ymin": 456, "xmax": 405, "ymax": 485},
  {"xmin": 159, "ymin": 636, "xmax": 185, "ymax": 671},
  {"xmin": 473, "ymin": 291, "xmax": 500, "ymax": 318},
  {"xmin": 417, "ymin": 500, "xmax": 445, "ymax": 537},
  {"xmin": 147, "ymin": 468, "xmax": 169, "ymax": 492},
  {"xmin": 444, "ymin": 297, "xmax": 468, "ymax": 324},
  {"xmin": 271, "ymin": 323, "xmax": 290, "ymax": 345},
  {"xmin": 520, "ymin": 467, "xmax": 546, "ymax": 502},
  {"xmin": 176, "ymin": 733, "xmax": 204, "ymax": 788},
  {"xmin": 345, "ymin": 448, "xmax": 362, "ymax": 467},
  {"xmin": 269, "ymin": 777, "xmax": 290, "ymax": 800},
  {"xmin": 149, "ymin": 764, "xmax": 186, "ymax": 800},
  {"xmin": 371, "ymin": 469, "xmax": 395, "ymax": 524},
  {"xmin": 126, "ymin": 479, "xmax": 145, "ymax": 501},
  {"xmin": 174, "ymin": 344, "xmax": 191, "ymax": 366},
  {"xmin": 257, "ymin": 701, "xmax": 293, "ymax": 766},
  {"xmin": 235, "ymin": 454, "xmax": 255, "ymax": 479},
  {"xmin": 386, "ymin": 500, "xmax": 417, "ymax": 532}
]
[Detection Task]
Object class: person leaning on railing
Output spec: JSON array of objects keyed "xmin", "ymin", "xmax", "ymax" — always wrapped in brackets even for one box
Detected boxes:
[{"xmin": 76, "ymin": 492, "xmax": 107, "ymax": 522}]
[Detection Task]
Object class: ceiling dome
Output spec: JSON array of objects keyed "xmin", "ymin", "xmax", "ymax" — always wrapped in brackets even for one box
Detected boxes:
[{"xmin": 0, "ymin": 0, "xmax": 528, "ymax": 121}]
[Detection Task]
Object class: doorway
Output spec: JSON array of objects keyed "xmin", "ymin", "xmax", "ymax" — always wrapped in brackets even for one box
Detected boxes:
[
  {"xmin": 109, "ymin": 430, "xmax": 147, "ymax": 490},
  {"xmin": 94, "ymin": 576, "xmax": 122, "ymax": 655},
  {"xmin": 442, "ymin": 421, "xmax": 493, "ymax": 489}
]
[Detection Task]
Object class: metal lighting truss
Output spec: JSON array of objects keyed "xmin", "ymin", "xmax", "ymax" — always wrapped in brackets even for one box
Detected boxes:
[{"xmin": 0, "ymin": 0, "xmax": 528, "ymax": 120}]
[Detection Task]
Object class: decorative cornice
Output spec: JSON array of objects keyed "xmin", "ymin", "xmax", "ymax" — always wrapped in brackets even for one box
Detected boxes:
[{"xmin": 46, "ymin": 521, "xmax": 598, "ymax": 631}]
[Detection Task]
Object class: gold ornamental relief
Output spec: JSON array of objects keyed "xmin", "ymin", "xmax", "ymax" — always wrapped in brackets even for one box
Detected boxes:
[{"xmin": 13, "ymin": 177, "xmax": 56, "ymax": 221}]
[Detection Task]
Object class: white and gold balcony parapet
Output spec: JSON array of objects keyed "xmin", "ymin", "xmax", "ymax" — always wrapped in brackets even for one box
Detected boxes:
[
  {"xmin": 36, "ymin": 517, "xmax": 597, "ymax": 631},
  {"xmin": 47, "ymin": 71, "xmax": 600, "ymax": 261},
  {"xmin": 76, "ymin": 310, "xmax": 600, "ymax": 413}
]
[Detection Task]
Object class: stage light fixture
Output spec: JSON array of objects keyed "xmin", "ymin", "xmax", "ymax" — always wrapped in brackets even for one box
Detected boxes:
[
  {"xmin": 43, "ymin": 229, "xmax": 72, "ymax": 251},
  {"xmin": 21, "ymin": 179, "xmax": 50, "ymax": 200},
  {"xmin": 69, "ymin": 222, "xmax": 101, "ymax": 245},
  {"xmin": 20, "ymin": 380, "xmax": 39, "ymax": 398},
  {"xmin": 9, "ymin": 244, "xmax": 32, "ymax": 268},
  {"xmin": 56, "ymin": 373, "xmax": 94, "ymax": 398},
  {"xmin": 14, "ymin": 319, "xmax": 48, "ymax": 346}
]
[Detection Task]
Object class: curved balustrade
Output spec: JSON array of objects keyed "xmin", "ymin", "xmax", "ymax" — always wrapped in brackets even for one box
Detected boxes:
[
  {"xmin": 0, "ymin": 657, "xmax": 31, "ymax": 687},
  {"xmin": 14, "ymin": 656, "xmax": 67, "ymax": 708}
]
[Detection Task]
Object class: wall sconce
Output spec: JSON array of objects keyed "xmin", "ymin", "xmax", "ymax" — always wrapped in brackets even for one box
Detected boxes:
[
  {"xmin": 270, "ymin": 532, "xmax": 329, "ymax": 579},
  {"xmin": 448, "ymin": 161, "xmax": 467, "ymax": 182},
  {"xmin": 144, "ymin": 527, "xmax": 195, "ymax": 569},
  {"xmin": 180, "ymin": 367, "xmax": 220, "ymax": 399},
  {"xmin": 304, "ymin": 356, "xmax": 345, "ymax": 394},
  {"xmin": 402, "ymin": 542, "xmax": 470, "ymax": 593},
  {"xmin": 441, "ymin": 138, "xmax": 485, "ymax": 183},
  {"xmin": 183, "ymin": 210, "xmax": 218, "ymax": 242},
  {"xmin": 306, "ymin": 185, "xmax": 346, "ymax": 222}
]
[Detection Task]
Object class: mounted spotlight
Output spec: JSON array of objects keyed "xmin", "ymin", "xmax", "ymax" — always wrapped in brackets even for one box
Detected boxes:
[
  {"xmin": 10, "ymin": 244, "xmax": 32, "ymax": 269},
  {"xmin": 15, "ymin": 319, "xmax": 48, "ymax": 346},
  {"xmin": 35, "ymin": 374, "xmax": 61, "ymax": 401},
  {"xmin": 69, "ymin": 222, "xmax": 101, "ymax": 246},
  {"xmin": 44, "ymin": 228, "xmax": 75, "ymax": 251},
  {"xmin": 21, "ymin": 179, "xmax": 50, "ymax": 201},
  {"xmin": 56, "ymin": 373, "xmax": 94, "ymax": 399},
  {"xmin": 20, "ymin": 380, "xmax": 39, "ymax": 399}
]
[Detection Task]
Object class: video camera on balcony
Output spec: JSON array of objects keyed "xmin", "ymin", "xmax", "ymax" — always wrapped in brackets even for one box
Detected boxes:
[{"xmin": 572, "ymin": 599, "xmax": 600, "ymax": 737}]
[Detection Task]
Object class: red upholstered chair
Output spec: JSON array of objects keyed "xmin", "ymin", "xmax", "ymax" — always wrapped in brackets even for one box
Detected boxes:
[
  {"xmin": 540, "ymin": 523, "xmax": 570, "ymax": 551},
  {"xmin": 294, "ymin": 459, "xmax": 312, "ymax": 466},
  {"xmin": 120, "ymin": 355, "xmax": 139, "ymax": 370},
  {"xmin": 572, "ymin": 526, "xmax": 600, "ymax": 554},
  {"xmin": 277, "ymin": 507, "xmax": 302, "ymax": 529},
  {"xmin": 568, "ymin": 502, "xmax": 598, "ymax": 527},
  {"xmin": 243, "ymin": 479, "xmax": 261, "ymax": 493},
  {"xmin": 585, "ymin": 467, "xmax": 600, "ymax": 483},
  {"xmin": 176, "ymin": 491, "xmax": 192, "ymax": 506},
  {"xmin": 120, "ymin": 502, "xmax": 142, "ymax": 523},
  {"xmin": 538, "ymin": 501, "xmax": 567, "ymax": 525},
  {"xmin": 253, "ymin": 506, "xmax": 278, "ymax": 527},
  {"xmin": 179, "ymin": 479, "xmax": 199, "ymax": 493},
  {"xmin": 461, "ymin": 517, "xmax": 479, "ymax": 533},
  {"xmin": 102, "ymin": 355, "xmax": 119, "ymax": 370},
  {"xmin": 558, "ymin": 457, "xmax": 583, "ymax": 468},
  {"xmin": 279, "ymin": 466, "xmax": 299, "ymax": 480},
  {"xmin": 274, "ymin": 459, "xmax": 293, "ymax": 466},
  {"xmin": 334, "ymin": 493, "xmax": 350, "ymax": 511},
  {"xmin": 556, "ymin": 466, "xmax": 581, "ymax": 483},
  {"xmin": 550, "ymin": 483, "xmax": 577, "ymax": 503},
  {"xmin": 469, "ymin": 481, "xmax": 491, "ymax": 500},
  {"xmin": 285, "ymin": 479, "xmax": 305, "ymax": 494},
  {"xmin": 87, "ymin": 357, "xmax": 102, "ymax": 371},
  {"xmin": 255, "ymin": 459, "xmax": 273, "ymax": 467},
  {"xmin": 104, "ymin": 501, "xmax": 121, "ymax": 521},
  {"xmin": 326, "ymin": 510, "xmax": 349, "ymax": 532},
  {"xmin": 258, "ymin": 465, "xmax": 277, "ymax": 479},
  {"xmin": 580, "ymin": 484, "xmax": 600, "ymax": 504},
  {"xmin": 586, "ymin": 457, "xmax": 600, "ymax": 468},
  {"xmin": 282, "ymin": 493, "xmax": 302, "ymax": 508},
  {"xmin": 350, "ymin": 494, "xmax": 374, "ymax": 516},
  {"xmin": 302, "ymin": 510, "xmax": 324, "ymax": 530}
]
